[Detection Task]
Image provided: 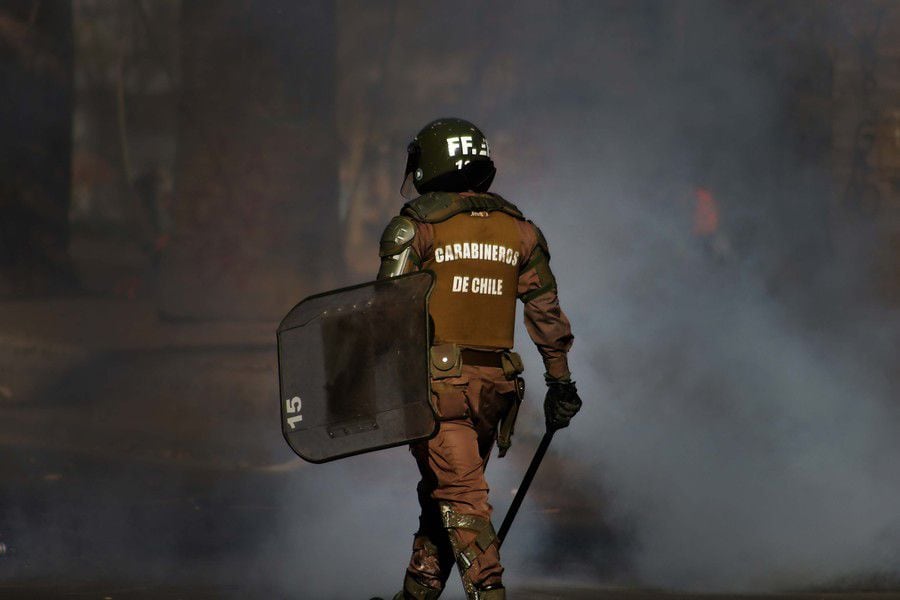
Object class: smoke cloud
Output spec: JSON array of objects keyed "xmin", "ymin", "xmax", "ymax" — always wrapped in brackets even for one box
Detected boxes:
[
  {"xmin": 490, "ymin": 1, "xmax": 900, "ymax": 592},
  {"xmin": 274, "ymin": 1, "xmax": 900, "ymax": 594},
  {"xmin": 3, "ymin": 2, "xmax": 898, "ymax": 598}
]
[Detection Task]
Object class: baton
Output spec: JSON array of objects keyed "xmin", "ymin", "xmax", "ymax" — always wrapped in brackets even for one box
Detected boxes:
[{"xmin": 497, "ymin": 429, "xmax": 555, "ymax": 545}]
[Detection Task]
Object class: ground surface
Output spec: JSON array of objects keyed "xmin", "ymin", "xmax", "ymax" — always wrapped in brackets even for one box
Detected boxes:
[
  {"xmin": 1, "ymin": 582, "xmax": 900, "ymax": 599},
  {"xmin": 1, "ymin": 297, "xmax": 898, "ymax": 600}
]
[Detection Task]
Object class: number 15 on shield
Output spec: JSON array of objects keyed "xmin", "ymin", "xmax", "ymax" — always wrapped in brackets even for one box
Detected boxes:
[{"xmin": 285, "ymin": 396, "xmax": 303, "ymax": 429}]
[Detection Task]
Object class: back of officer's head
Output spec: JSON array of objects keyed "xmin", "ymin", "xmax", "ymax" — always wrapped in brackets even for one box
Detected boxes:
[{"xmin": 401, "ymin": 118, "xmax": 496, "ymax": 198}]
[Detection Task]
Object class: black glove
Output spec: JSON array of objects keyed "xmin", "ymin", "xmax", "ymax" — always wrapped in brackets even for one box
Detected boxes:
[{"xmin": 543, "ymin": 377, "xmax": 582, "ymax": 431}]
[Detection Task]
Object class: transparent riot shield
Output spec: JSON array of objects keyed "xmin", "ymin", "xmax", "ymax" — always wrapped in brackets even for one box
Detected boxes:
[{"xmin": 277, "ymin": 271, "xmax": 436, "ymax": 463}]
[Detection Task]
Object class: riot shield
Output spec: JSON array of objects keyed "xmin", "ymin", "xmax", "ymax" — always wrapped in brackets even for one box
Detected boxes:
[{"xmin": 277, "ymin": 271, "xmax": 436, "ymax": 463}]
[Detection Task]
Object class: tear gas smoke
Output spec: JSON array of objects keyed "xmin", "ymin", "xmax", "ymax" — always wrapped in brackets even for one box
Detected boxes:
[
  {"xmin": 490, "ymin": 2, "xmax": 900, "ymax": 592},
  {"xmin": 2, "ymin": 2, "xmax": 897, "ymax": 597},
  {"xmin": 275, "ymin": 2, "xmax": 900, "ymax": 594}
]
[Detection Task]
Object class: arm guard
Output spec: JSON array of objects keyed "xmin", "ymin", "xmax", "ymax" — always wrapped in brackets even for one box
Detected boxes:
[{"xmin": 377, "ymin": 216, "xmax": 420, "ymax": 279}]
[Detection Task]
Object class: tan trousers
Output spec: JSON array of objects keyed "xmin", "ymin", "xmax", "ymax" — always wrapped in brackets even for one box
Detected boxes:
[{"xmin": 405, "ymin": 364, "xmax": 517, "ymax": 594}]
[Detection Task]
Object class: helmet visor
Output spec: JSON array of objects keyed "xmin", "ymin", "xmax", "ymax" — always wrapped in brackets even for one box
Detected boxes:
[
  {"xmin": 400, "ymin": 171, "xmax": 416, "ymax": 200},
  {"xmin": 400, "ymin": 141, "xmax": 420, "ymax": 199}
]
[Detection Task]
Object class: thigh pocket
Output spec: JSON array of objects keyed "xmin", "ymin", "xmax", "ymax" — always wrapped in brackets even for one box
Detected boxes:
[{"xmin": 432, "ymin": 380, "xmax": 470, "ymax": 421}]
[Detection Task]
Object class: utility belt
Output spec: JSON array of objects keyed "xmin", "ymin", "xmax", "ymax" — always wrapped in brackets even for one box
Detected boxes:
[
  {"xmin": 460, "ymin": 349, "xmax": 503, "ymax": 369},
  {"xmin": 429, "ymin": 343, "xmax": 524, "ymax": 458}
]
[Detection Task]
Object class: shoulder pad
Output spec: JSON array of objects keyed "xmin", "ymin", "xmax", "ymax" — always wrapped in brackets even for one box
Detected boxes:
[
  {"xmin": 402, "ymin": 192, "xmax": 525, "ymax": 223},
  {"xmin": 401, "ymin": 192, "xmax": 456, "ymax": 222},
  {"xmin": 475, "ymin": 193, "xmax": 525, "ymax": 220},
  {"xmin": 529, "ymin": 220, "xmax": 550, "ymax": 256},
  {"xmin": 379, "ymin": 216, "xmax": 416, "ymax": 258}
]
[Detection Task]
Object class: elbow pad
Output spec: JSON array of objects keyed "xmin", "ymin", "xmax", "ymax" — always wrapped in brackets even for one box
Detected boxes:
[
  {"xmin": 519, "ymin": 223, "xmax": 557, "ymax": 302},
  {"xmin": 377, "ymin": 216, "xmax": 420, "ymax": 279}
]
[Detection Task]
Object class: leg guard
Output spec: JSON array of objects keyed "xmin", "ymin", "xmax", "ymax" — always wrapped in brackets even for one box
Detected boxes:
[
  {"xmin": 470, "ymin": 585, "xmax": 506, "ymax": 600},
  {"xmin": 438, "ymin": 503, "xmax": 503, "ymax": 599},
  {"xmin": 393, "ymin": 571, "xmax": 443, "ymax": 600},
  {"xmin": 398, "ymin": 535, "xmax": 448, "ymax": 600},
  {"xmin": 396, "ymin": 583, "xmax": 503, "ymax": 600}
]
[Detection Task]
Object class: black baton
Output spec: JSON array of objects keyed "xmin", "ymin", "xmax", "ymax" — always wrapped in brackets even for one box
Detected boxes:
[{"xmin": 497, "ymin": 430, "xmax": 555, "ymax": 546}]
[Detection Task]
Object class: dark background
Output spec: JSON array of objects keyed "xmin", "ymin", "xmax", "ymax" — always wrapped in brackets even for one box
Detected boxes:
[{"xmin": 1, "ymin": 1, "xmax": 899, "ymax": 598}]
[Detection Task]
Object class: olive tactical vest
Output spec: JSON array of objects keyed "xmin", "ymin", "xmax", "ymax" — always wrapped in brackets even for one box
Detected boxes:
[{"xmin": 404, "ymin": 193, "xmax": 524, "ymax": 350}]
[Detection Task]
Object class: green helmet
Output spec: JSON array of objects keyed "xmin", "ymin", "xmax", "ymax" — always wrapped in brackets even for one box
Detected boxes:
[{"xmin": 401, "ymin": 118, "xmax": 496, "ymax": 198}]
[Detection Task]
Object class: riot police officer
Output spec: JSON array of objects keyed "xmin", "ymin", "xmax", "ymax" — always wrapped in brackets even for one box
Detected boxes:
[{"xmin": 378, "ymin": 118, "xmax": 581, "ymax": 600}]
